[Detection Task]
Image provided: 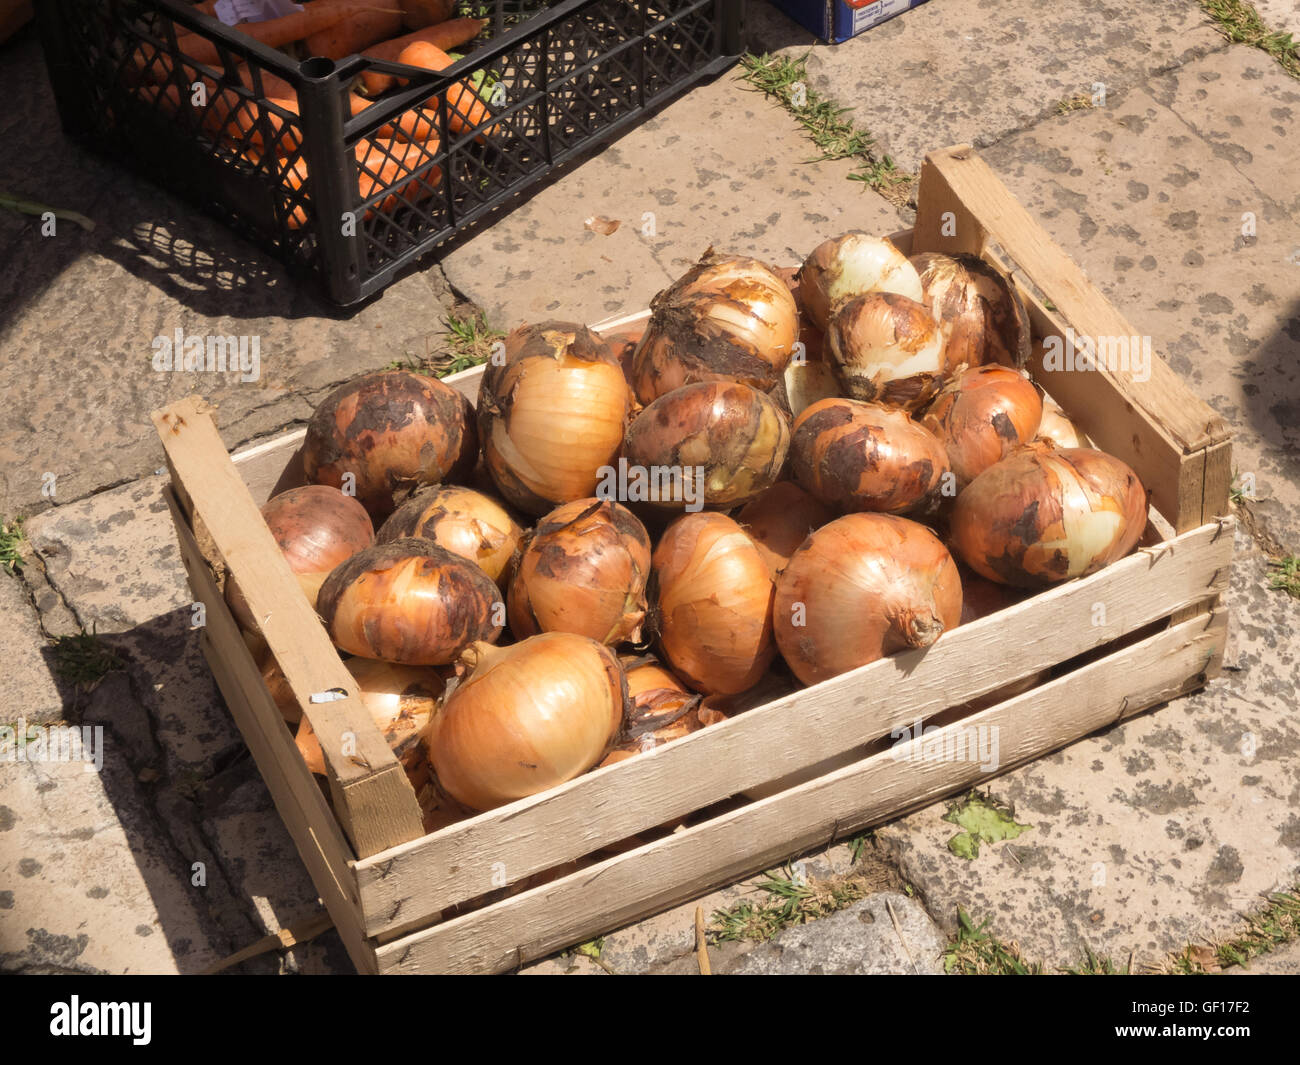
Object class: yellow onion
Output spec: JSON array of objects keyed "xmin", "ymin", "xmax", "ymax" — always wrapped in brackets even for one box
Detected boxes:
[
  {"xmin": 227, "ymin": 484, "xmax": 374, "ymax": 632},
  {"xmin": 950, "ymin": 444, "xmax": 1148, "ymax": 587},
  {"xmin": 920, "ymin": 365, "xmax": 1043, "ymax": 488},
  {"xmin": 1036, "ymin": 392, "xmax": 1092, "ymax": 448},
  {"xmin": 911, "ymin": 252, "xmax": 1032, "ymax": 369},
  {"xmin": 622, "ymin": 381, "xmax": 791, "ymax": 510},
  {"xmin": 774, "ymin": 513, "xmax": 963, "ymax": 686},
  {"xmin": 790, "ymin": 397, "xmax": 949, "ymax": 514},
  {"xmin": 477, "ymin": 321, "xmax": 632, "ymax": 516},
  {"xmin": 630, "ymin": 251, "xmax": 799, "ymax": 404},
  {"xmin": 295, "ymin": 658, "xmax": 442, "ymax": 789},
  {"xmin": 508, "ymin": 498, "xmax": 652, "ymax": 644},
  {"xmin": 377, "ymin": 484, "xmax": 524, "ymax": 589},
  {"xmin": 303, "ymin": 370, "xmax": 477, "ymax": 520},
  {"xmin": 598, "ymin": 654, "xmax": 724, "ymax": 767},
  {"xmin": 736, "ymin": 481, "xmax": 836, "ymax": 578},
  {"xmin": 316, "ymin": 538, "xmax": 503, "ymax": 664},
  {"xmin": 777, "ymin": 354, "xmax": 841, "ymax": 420},
  {"xmin": 651, "ymin": 512, "xmax": 776, "ymax": 695},
  {"xmin": 826, "ymin": 292, "xmax": 950, "ymax": 410},
  {"xmin": 597, "ymin": 322, "xmax": 647, "ymax": 385},
  {"xmin": 426, "ymin": 634, "xmax": 628, "ymax": 810},
  {"xmin": 799, "ymin": 233, "xmax": 923, "ymax": 330}
]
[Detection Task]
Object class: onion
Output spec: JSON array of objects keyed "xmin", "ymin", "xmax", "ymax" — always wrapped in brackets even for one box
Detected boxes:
[
  {"xmin": 303, "ymin": 370, "xmax": 477, "ymax": 520},
  {"xmin": 295, "ymin": 659, "xmax": 442, "ymax": 789},
  {"xmin": 316, "ymin": 538, "xmax": 503, "ymax": 664},
  {"xmin": 377, "ymin": 484, "xmax": 524, "ymax": 589},
  {"xmin": 622, "ymin": 381, "xmax": 791, "ymax": 511},
  {"xmin": 1036, "ymin": 393, "xmax": 1092, "ymax": 449},
  {"xmin": 597, "ymin": 323, "xmax": 647, "ymax": 385},
  {"xmin": 508, "ymin": 498, "xmax": 652, "ymax": 645},
  {"xmin": 736, "ymin": 482, "xmax": 836, "ymax": 578},
  {"xmin": 920, "ymin": 365, "xmax": 1043, "ymax": 488},
  {"xmin": 799, "ymin": 233, "xmax": 923, "ymax": 330},
  {"xmin": 790, "ymin": 397, "xmax": 949, "ymax": 514},
  {"xmin": 651, "ymin": 512, "xmax": 776, "ymax": 695},
  {"xmin": 630, "ymin": 251, "xmax": 799, "ymax": 404},
  {"xmin": 477, "ymin": 322, "xmax": 632, "ymax": 516},
  {"xmin": 950, "ymin": 445, "xmax": 1148, "ymax": 587},
  {"xmin": 911, "ymin": 252, "xmax": 1032, "ymax": 370},
  {"xmin": 825, "ymin": 292, "xmax": 950, "ymax": 410},
  {"xmin": 227, "ymin": 484, "xmax": 374, "ymax": 632},
  {"xmin": 598, "ymin": 654, "xmax": 724, "ymax": 767},
  {"xmin": 426, "ymin": 634, "xmax": 628, "ymax": 810},
  {"xmin": 774, "ymin": 513, "xmax": 963, "ymax": 686},
  {"xmin": 777, "ymin": 354, "xmax": 840, "ymax": 420}
]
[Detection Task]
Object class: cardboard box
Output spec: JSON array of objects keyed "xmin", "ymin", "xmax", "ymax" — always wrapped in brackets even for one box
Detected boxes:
[{"xmin": 772, "ymin": 0, "xmax": 930, "ymax": 44}]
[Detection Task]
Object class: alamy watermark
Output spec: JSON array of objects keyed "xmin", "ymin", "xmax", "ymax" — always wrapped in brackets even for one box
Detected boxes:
[
  {"xmin": 1040, "ymin": 328, "xmax": 1152, "ymax": 383},
  {"xmin": 1, "ymin": 719, "xmax": 104, "ymax": 773},
  {"xmin": 890, "ymin": 718, "xmax": 1000, "ymax": 773},
  {"xmin": 595, "ymin": 459, "xmax": 705, "ymax": 512},
  {"xmin": 151, "ymin": 328, "xmax": 260, "ymax": 382}
]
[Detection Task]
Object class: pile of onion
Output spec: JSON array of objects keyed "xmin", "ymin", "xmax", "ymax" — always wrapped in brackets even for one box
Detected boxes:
[
  {"xmin": 295, "ymin": 658, "xmax": 442, "ymax": 790},
  {"xmin": 316, "ymin": 538, "xmax": 503, "ymax": 664},
  {"xmin": 920, "ymin": 365, "xmax": 1043, "ymax": 488},
  {"xmin": 950, "ymin": 444, "xmax": 1148, "ymax": 587},
  {"xmin": 652, "ymin": 512, "xmax": 776, "ymax": 695},
  {"xmin": 799, "ymin": 233, "xmax": 923, "ymax": 330},
  {"xmin": 630, "ymin": 252, "xmax": 799, "ymax": 404},
  {"xmin": 227, "ymin": 484, "xmax": 374, "ymax": 632},
  {"xmin": 774, "ymin": 513, "xmax": 963, "ymax": 686},
  {"xmin": 426, "ymin": 634, "xmax": 628, "ymax": 810},
  {"xmin": 622, "ymin": 381, "xmax": 791, "ymax": 510},
  {"xmin": 790, "ymin": 397, "xmax": 949, "ymax": 515},
  {"xmin": 825, "ymin": 292, "xmax": 951, "ymax": 410},
  {"xmin": 911, "ymin": 252, "xmax": 1031, "ymax": 369},
  {"xmin": 508, "ymin": 498, "xmax": 652, "ymax": 644},
  {"xmin": 303, "ymin": 370, "xmax": 477, "ymax": 520},
  {"xmin": 377, "ymin": 484, "xmax": 524, "ymax": 589},
  {"xmin": 477, "ymin": 321, "xmax": 632, "ymax": 516},
  {"xmin": 736, "ymin": 481, "xmax": 835, "ymax": 578}
]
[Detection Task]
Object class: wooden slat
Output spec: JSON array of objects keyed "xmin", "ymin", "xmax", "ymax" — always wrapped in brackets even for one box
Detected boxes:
[
  {"xmin": 376, "ymin": 608, "xmax": 1228, "ymax": 974},
  {"xmin": 913, "ymin": 145, "xmax": 1231, "ymax": 531},
  {"xmin": 153, "ymin": 397, "xmax": 425, "ymax": 858},
  {"xmin": 355, "ymin": 518, "xmax": 1232, "ymax": 935},
  {"xmin": 166, "ymin": 491, "xmax": 377, "ymax": 973}
]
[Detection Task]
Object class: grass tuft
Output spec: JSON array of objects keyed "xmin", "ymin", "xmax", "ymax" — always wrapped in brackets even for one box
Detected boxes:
[
  {"xmin": 51, "ymin": 630, "xmax": 125, "ymax": 690},
  {"xmin": 1268, "ymin": 555, "xmax": 1300, "ymax": 598},
  {"xmin": 739, "ymin": 52, "xmax": 914, "ymax": 207},
  {"xmin": 1201, "ymin": 0, "xmax": 1300, "ymax": 79},
  {"xmin": 711, "ymin": 867, "xmax": 880, "ymax": 943},
  {"xmin": 943, "ymin": 907, "xmax": 1041, "ymax": 974},
  {"xmin": 0, "ymin": 517, "xmax": 25, "ymax": 576},
  {"xmin": 391, "ymin": 311, "xmax": 504, "ymax": 378},
  {"xmin": 1055, "ymin": 91, "xmax": 1094, "ymax": 115}
]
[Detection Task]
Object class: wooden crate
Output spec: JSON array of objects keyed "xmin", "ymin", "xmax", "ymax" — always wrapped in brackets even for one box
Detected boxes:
[{"xmin": 153, "ymin": 145, "xmax": 1234, "ymax": 974}]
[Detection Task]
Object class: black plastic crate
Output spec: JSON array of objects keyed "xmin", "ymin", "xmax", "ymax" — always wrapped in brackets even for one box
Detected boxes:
[{"xmin": 36, "ymin": 0, "xmax": 742, "ymax": 304}]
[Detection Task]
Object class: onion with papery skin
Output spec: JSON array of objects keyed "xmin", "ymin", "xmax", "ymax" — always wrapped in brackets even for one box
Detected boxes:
[
  {"xmin": 799, "ymin": 233, "xmax": 923, "ymax": 330},
  {"xmin": 597, "ymin": 323, "xmax": 647, "ymax": 389},
  {"xmin": 652, "ymin": 512, "xmax": 776, "ymax": 695},
  {"xmin": 316, "ymin": 538, "xmax": 503, "ymax": 664},
  {"xmin": 1036, "ymin": 393, "xmax": 1092, "ymax": 449},
  {"xmin": 826, "ymin": 292, "xmax": 950, "ymax": 410},
  {"xmin": 377, "ymin": 484, "xmax": 524, "ymax": 589},
  {"xmin": 622, "ymin": 381, "xmax": 791, "ymax": 510},
  {"xmin": 508, "ymin": 498, "xmax": 651, "ymax": 644},
  {"xmin": 598, "ymin": 654, "xmax": 724, "ymax": 767},
  {"xmin": 227, "ymin": 484, "xmax": 375, "ymax": 632},
  {"xmin": 790, "ymin": 397, "xmax": 949, "ymax": 515},
  {"xmin": 920, "ymin": 365, "xmax": 1043, "ymax": 488},
  {"xmin": 427, "ymin": 634, "xmax": 628, "ymax": 810},
  {"xmin": 777, "ymin": 355, "xmax": 840, "ymax": 420},
  {"xmin": 911, "ymin": 252, "xmax": 1032, "ymax": 370},
  {"xmin": 295, "ymin": 658, "xmax": 442, "ymax": 789},
  {"xmin": 774, "ymin": 513, "xmax": 963, "ymax": 686},
  {"xmin": 630, "ymin": 251, "xmax": 799, "ymax": 404},
  {"xmin": 477, "ymin": 322, "xmax": 632, "ymax": 516},
  {"xmin": 736, "ymin": 482, "xmax": 836, "ymax": 578},
  {"xmin": 303, "ymin": 370, "xmax": 477, "ymax": 520},
  {"xmin": 950, "ymin": 445, "xmax": 1148, "ymax": 587}
]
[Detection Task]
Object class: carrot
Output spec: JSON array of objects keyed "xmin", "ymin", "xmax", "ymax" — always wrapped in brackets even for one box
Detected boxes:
[
  {"xmin": 349, "ymin": 93, "xmax": 440, "ymax": 142},
  {"xmin": 353, "ymin": 136, "xmax": 442, "ymax": 213},
  {"xmin": 389, "ymin": 40, "xmax": 492, "ymax": 136},
  {"xmin": 235, "ymin": 64, "xmax": 299, "ymax": 101},
  {"xmin": 305, "ymin": 7, "xmax": 402, "ymax": 59},
  {"xmin": 180, "ymin": 2, "xmax": 394, "ymax": 66},
  {"xmin": 398, "ymin": 0, "xmax": 456, "ymax": 31},
  {"xmin": 139, "ymin": 83, "xmax": 302, "ymax": 152},
  {"xmin": 359, "ymin": 17, "xmax": 486, "ymax": 94}
]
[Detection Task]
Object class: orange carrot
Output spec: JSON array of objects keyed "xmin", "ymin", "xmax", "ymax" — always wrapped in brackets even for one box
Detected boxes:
[
  {"xmin": 349, "ymin": 93, "xmax": 440, "ymax": 142},
  {"xmin": 353, "ymin": 136, "xmax": 442, "ymax": 214},
  {"xmin": 139, "ymin": 83, "xmax": 302, "ymax": 152},
  {"xmin": 359, "ymin": 17, "xmax": 486, "ymax": 94},
  {"xmin": 385, "ymin": 40, "xmax": 491, "ymax": 136},
  {"xmin": 305, "ymin": 7, "xmax": 402, "ymax": 59},
  {"xmin": 180, "ymin": 2, "xmax": 395, "ymax": 66}
]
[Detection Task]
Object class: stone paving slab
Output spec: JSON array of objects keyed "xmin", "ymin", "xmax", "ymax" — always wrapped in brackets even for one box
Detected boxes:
[
  {"xmin": 877, "ymin": 532, "xmax": 1300, "ymax": 972},
  {"xmin": 749, "ymin": 0, "xmax": 1230, "ymax": 174},
  {"xmin": 441, "ymin": 71, "xmax": 902, "ymax": 328},
  {"xmin": 0, "ymin": 567, "xmax": 66, "ymax": 725}
]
